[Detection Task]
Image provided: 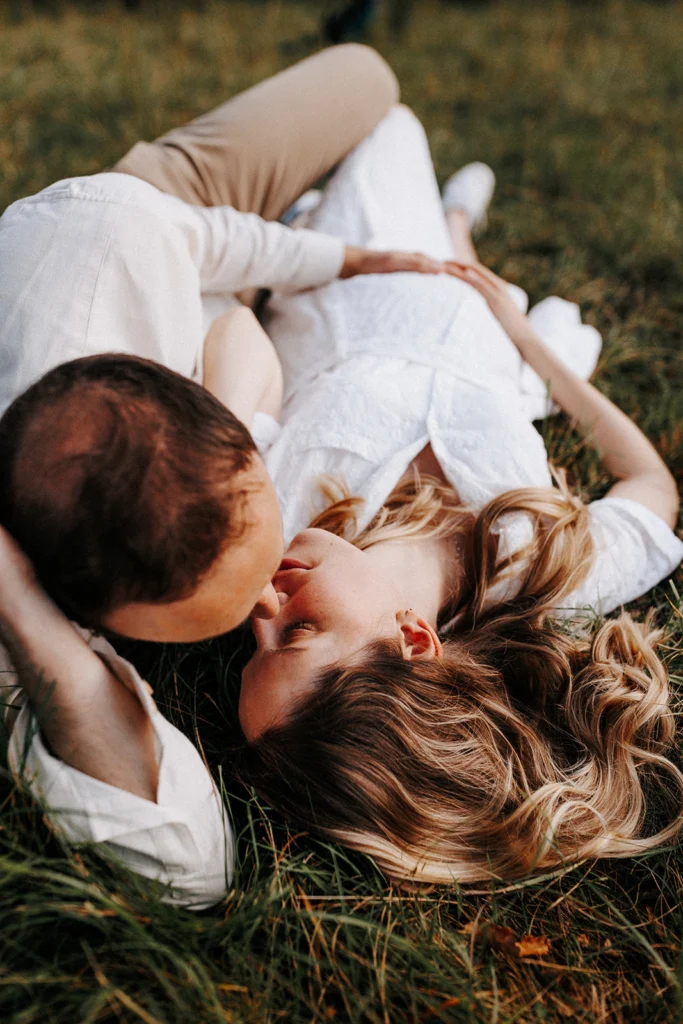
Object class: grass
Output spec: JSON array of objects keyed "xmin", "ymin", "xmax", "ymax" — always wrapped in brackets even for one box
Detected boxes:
[{"xmin": 1, "ymin": 1, "xmax": 683, "ymax": 1020}]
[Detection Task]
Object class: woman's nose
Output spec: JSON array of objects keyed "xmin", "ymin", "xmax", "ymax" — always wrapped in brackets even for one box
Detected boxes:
[{"xmin": 251, "ymin": 582, "xmax": 281, "ymax": 620}]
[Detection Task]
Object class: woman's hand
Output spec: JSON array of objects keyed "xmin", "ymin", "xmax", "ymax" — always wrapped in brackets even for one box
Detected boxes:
[
  {"xmin": 340, "ymin": 246, "xmax": 447, "ymax": 279},
  {"xmin": 446, "ymin": 264, "xmax": 679, "ymax": 526},
  {"xmin": 444, "ymin": 260, "xmax": 536, "ymax": 354}
]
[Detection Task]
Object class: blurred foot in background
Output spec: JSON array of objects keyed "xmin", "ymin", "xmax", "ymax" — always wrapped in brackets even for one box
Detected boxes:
[{"xmin": 442, "ymin": 161, "xmax": 495, "ymax": 236}]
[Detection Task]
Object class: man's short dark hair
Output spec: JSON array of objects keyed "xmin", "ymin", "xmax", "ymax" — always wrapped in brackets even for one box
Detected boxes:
[{"xmin": 0, "ymin": 354, "xmax": 257, "ymax": 625}]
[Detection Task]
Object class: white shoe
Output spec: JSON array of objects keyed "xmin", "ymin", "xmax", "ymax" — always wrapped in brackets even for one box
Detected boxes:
[
  {"xmin": 442, "ymin": 162, "xmax": 495, "ymax": 233},
  {"xmin": 280, "ymin": 189, "xmax": 322, "ymax": 229}
]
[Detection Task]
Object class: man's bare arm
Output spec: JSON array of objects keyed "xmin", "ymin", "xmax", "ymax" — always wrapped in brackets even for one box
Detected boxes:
[{"xmin": 0, "ymin": 526, "xmax": 158, "ymax": 801}]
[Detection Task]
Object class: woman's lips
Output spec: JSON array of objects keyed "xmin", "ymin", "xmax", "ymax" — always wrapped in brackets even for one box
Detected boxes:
[{"xmin": 277, "ymin": 558, "xmax": 310, "ymax": 572}]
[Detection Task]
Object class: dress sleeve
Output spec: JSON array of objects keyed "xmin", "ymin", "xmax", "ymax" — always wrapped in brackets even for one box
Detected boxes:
[
  {"xmin": 556, "ymin": 496, "xmax": 683, "ymax": 617},
  {"xmin": 250, "ymin": 411, "xmax": 282, "ymax": 456},
  {"xmin": 7, "ymin": 634, "xmax": 233, "ymax": 910},
  {"xmin": 167, "ymin": 195, "xmax": 345, "ymax": 296}
]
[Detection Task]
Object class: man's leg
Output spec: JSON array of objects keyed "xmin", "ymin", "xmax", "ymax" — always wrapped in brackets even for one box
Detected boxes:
[{"xmin": 114, "ymin": 44, "xmax": 399, "ymax": 219}]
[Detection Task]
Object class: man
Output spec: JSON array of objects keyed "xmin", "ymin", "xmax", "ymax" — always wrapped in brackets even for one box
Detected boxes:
[
  {"xmin": 0, "ymin": 46, "xmax": 448, "ymax": 908},
  {"xmin": 0, "ymin": 44, "xmax": 443, "ymax": 637}
]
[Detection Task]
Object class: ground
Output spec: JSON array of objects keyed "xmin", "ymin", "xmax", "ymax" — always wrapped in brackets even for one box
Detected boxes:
[{"xmin": 1, "ymin": 2, "xmax": 682, "ymax": 1021}]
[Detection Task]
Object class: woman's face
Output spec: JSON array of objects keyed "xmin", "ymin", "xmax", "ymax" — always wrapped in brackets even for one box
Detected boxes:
[{"xmin": 239, "ymin": 529, "xmax": 403, "ymax": 740}]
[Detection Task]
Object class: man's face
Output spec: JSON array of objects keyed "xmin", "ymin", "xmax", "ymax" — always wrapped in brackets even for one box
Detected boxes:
[{"xmin": 102, "ymin": 457, "xmax": 284, "ymax": 642}]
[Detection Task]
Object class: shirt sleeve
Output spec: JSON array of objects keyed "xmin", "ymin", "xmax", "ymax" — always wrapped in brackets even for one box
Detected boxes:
[
  {"xmin": 6, "ymin": 634, "xmax": 233, "ymax": 910},
  {"xmin": 556, "ymin": 496, "xmax": 683, "ymax": 617},
  {"xmin": 167, "ymin": 195, "xmax": 345, "ymax": 296}
]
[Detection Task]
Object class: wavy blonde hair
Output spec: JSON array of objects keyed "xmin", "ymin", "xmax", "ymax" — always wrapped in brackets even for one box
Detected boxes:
[{"xmin": 241, "ymin": 474, "xmax": 683, "ymax": 884}]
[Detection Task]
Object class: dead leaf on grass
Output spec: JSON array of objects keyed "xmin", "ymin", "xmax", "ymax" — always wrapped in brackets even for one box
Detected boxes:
[
  {"xmin": 516, "ymin": 935, "xmax": 552, "ymax": 958},
  {"xmin": 424, "ymin": 996, "xmax": 461, "ymax": 1017},
  {"xmin": 461, "ymin": 920, "xmax": 550, "ymax": 959}
]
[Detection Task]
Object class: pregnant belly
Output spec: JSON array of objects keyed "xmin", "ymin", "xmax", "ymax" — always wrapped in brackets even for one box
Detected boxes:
[{"xmin": 269, "ymin": 271, "xmax": 522, "ymax": 400}]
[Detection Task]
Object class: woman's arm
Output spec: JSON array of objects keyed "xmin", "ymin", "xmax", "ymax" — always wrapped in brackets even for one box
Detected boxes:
[
  {"xmin": 0, "ymin": 526, "xmax": 159, "ymax": 800},
  {"xmin": 446, "ymin": 262, "xmax": 679, "ymax": 527},
  {"xmin": 203, "ymin": 305, "xmax": 283, "ymax": 425}
]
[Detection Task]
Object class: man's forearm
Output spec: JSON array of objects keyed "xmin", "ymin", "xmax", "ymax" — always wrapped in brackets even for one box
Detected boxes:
[
  {"xmin": 0, "ymin": 532, "xmax": 158, "ymax": 800},
  {"xmin": 194, "ymin": 204, "xmax": 452, "ymax": 295}
]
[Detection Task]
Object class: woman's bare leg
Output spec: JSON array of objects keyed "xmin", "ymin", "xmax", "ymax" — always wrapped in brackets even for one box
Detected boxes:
[{"xmin": 445, "ymin": 208, "xmax": 478, "ymax": 264}]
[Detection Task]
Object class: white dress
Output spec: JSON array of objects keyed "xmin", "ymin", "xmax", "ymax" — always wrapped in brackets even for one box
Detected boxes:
[{"xmin": 256, "ymin": 107, "xmax": 682, "ymax": 616}]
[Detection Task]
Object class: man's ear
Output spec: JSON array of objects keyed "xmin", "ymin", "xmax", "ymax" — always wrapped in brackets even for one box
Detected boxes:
[{"xmin": 396, "ymin": 610, "xmax": 443, "ymax": 662}]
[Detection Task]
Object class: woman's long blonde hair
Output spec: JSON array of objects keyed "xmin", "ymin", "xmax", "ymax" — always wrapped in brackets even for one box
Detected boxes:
[{"xmin": 241, "ymin": 474, "xmax": 683, "ymax": 884}]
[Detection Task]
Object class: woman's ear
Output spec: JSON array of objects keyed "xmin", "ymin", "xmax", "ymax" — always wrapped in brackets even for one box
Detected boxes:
[{"xmin": 396, "ymin": 610, "xmax": 443, "ymax": 661}]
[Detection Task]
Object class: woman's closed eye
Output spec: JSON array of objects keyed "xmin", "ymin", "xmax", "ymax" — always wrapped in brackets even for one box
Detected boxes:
[{"xmin": 281, "ymin": 621, "xmax": 315, "ymax": 644}]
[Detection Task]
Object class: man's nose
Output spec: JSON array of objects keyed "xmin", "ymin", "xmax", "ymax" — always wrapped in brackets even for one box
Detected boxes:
[{"xmin": 251, "ymin": 582, "xmax": 281, "ymax": 620}]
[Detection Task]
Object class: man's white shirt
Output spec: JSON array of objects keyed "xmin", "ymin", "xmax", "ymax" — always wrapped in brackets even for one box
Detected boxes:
[
  {"xmin": 0, "ymin": 172, "xmax": 344, "ymax": 909},
  {"xmin": 0, "ymin": 172, "xmax": 344, "ymax": 416}
]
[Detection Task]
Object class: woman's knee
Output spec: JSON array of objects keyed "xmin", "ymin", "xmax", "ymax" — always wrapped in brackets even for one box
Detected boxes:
[
  {"xmin": 395, "ymin": 103, "xmax": 421, "ymax": 124},
  {"xmin": 369, "ymin": 103, "xmax": 429, "ymax": 152}
]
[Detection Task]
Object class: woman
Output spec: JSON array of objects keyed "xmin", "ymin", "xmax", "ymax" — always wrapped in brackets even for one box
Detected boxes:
[{"xmin": 233, "ymin": 106, "xmax": 683, "ymax": 884}]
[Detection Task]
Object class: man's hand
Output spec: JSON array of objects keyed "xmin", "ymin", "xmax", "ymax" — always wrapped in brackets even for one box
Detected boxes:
[{"xmin": 340, "ymin": 246, "xmax": 446, "ymax": 279}]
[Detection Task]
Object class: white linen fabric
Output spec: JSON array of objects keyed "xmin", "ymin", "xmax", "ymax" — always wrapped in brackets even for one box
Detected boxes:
[
  {"xmin": 257, "ymin": 106, "xmax": 682, "ymax": 615},
  {"xmin": 0, "ymin": 171, "xmax": 344, "ymax": 417},
  {"xmin": 3, "ymin": 631, "xmax": 232, "ymax": 910}
]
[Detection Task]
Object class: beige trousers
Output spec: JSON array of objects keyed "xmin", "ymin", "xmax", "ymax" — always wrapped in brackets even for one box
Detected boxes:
[{"xmin": 114, "ymin": 44, "xmax": 399, "ymax": 219}]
